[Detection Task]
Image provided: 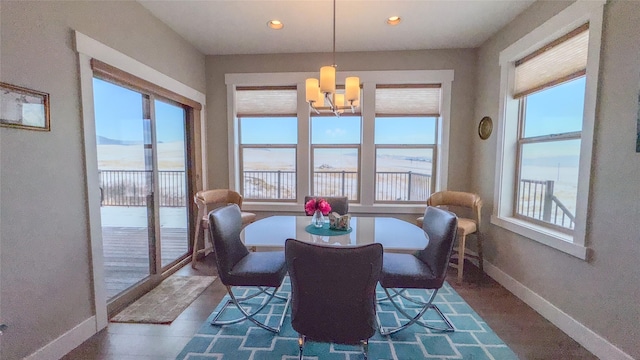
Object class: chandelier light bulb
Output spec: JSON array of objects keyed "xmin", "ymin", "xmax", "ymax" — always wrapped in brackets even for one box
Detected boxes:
[
  {"xmin": 320, "ymin": 66, "xmax": 336, "ymax": 94},
  {"xmin": 306, "ymin": 78, "xmax": 320, "ymax": 103},
  {"xmin": 345, "ymin": 77, "xmax": 360, "ymax": 103}
]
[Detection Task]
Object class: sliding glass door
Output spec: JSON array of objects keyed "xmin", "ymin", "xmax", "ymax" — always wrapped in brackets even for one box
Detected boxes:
[
  {"xmin": 154, "ymin": 99, "xmax": 189, "ymax": 268},
  {"xmin": 93, "ymin": 78, "xmax": 190, "ymax": 307}
]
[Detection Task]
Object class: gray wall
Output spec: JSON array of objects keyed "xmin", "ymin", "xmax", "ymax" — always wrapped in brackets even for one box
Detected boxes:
[
  {"xmin": 0, "ymin": 1, "xmax": 205, "ymax": 358},
  {"xmin": 205, "ymin": 49, "xmax": 478, "ymax": 193},
  {"xmin": 474, "ymin": 0, "xmax": 640, "ymax": 357}
]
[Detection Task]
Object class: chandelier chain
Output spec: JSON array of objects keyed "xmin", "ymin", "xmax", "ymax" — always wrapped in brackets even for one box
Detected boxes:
[{"xmin": 332, "ymin": 0, "xmax": 336, "ymax": 66}]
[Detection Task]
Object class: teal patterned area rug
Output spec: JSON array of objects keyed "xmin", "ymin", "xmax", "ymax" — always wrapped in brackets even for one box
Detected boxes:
[{"xmin": 176, "ymin": 278, "xmax": 518, "ymax": 360}]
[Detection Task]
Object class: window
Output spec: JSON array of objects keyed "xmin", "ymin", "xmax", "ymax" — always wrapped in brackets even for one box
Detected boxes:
[
  {"xmin": 311, "ymin": 115, "xmax": 361, "ymax": 201},
  {"xmin": 516, "ymin": 77, "xmax": 585, "ymax": 232},
  {"xmin": 226, "ymin": 70, "xmax": 453, "ymax": 213},
  {"xmin": 237, "ymin": 87, "xmax": 297, "ymax": 201},
  {"xmin": 374, "ymin": 85, "xmax": 440, "ymax": 202},
  {"xmin": 493, "ymin": 1, "xmax": 604, "ymax": 258}
]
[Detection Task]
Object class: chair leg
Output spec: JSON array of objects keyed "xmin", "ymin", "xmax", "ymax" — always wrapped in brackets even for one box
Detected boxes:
[
  {"xmin": 298, "ymin": 334, "xmax": 305, "ymax": 360},
  {"xmin": 191, "ymin": 218, "xmax": 202, "ymax": 268},
  {"xmin": 378, "ymin": 287, "xmax": 454, "ymax": 335},
  {"xmin": 476, "ymin": 232, "xmax": 484, "ymax": 281},
  {"xmin": 211, "ymin": 285, "xmax": 291, "ymax": 333},
  {"xmin": 362, "ymin": 339, "xmax": 369, "ymax": 360},
  {"xmin": 457, "ymin": 233, "xmax": 467, "ymax": 283}
]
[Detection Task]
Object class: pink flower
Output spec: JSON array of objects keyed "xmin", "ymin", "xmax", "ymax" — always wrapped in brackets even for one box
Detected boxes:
[
  {"xmin": 305, "ymin": 198, "xmax": 332, "ymax": 216},
  {"xmin": 304, "ymin": 198, "xmax": 317, "ymax": 215},
  {"xmin": 317, "ymin": 199, "xmax": 332, "ymax": 215}
]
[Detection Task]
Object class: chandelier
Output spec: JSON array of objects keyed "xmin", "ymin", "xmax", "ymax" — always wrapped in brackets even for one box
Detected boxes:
[{"xmin": 305, "ymin": 0, "xmax": 360, "ymax": 116}]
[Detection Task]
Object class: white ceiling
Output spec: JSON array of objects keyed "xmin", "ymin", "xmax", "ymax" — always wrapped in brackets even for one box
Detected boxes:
[{"xmin": 138, "ymin": 0, "xmax": 535, "ymax": 56}]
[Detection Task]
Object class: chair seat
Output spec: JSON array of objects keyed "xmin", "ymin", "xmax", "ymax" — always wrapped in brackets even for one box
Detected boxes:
[
  {"xmin": 456, "ymin": 218, "xmax": 476, "ymax": 236},
  {"xmin": 227, "ymin": 251, "xmax": 287, "ymax": 287},
  {"xmin": 380, "ymin": 253, "xmax": 442, "ymax": 289}
]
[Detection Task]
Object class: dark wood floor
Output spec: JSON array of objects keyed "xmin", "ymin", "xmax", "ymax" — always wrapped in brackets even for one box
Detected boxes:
[{"xmin": 64, "ymin": 256, "xmax": 596, "ymax": 360}]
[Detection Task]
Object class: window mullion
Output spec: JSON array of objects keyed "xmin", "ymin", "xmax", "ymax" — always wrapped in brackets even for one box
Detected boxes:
[
  {"xmin": 360, "ymin": 82, "xmax": 376, "ymax": 206},
  {"xmin": 519, "ymin": 131, "xmax": 582, "ymax": 144}
]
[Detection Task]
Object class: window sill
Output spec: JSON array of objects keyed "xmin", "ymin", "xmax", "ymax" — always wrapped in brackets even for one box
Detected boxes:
[
  {"xmin": 490, "ymin": 215, "xmax": 588, "ymax": 260},
  {"xmin": 243, "ymin": 202, "xmax": 426, "ymax": 215}
]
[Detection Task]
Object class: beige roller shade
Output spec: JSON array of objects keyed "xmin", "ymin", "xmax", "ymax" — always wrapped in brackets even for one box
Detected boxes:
[
  {"xmin": 514, "ymin": 23, "xmax": 589, "ymax": 98},
  {"xmin": 236, "ymin": 86, "xmax": 297, "ymax": 117},
  {"xmin": 375, "ymin": 84, "xmax": 441, "ymax": 116}
]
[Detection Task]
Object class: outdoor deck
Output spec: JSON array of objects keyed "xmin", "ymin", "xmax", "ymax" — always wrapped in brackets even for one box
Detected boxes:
[{"xmin": 102, "ymin": 226, "xmax": 188, "ymax": 299}]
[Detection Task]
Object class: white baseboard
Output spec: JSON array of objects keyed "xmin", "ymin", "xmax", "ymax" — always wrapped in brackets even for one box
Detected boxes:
[
  {"xmin": 24, "ymin": 316, "xmax": 96, "ymax": 360},
  {"xmin": 484, "ymin": 261, "xmax": 634, "ymax": 360}
]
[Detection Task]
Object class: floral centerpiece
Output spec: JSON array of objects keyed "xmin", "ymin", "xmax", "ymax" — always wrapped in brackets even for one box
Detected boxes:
[
  {"xmin": 305, "ymin": 198, "xmax": 332, "ymax": 228},
  {"xmin": 305, "ymin": 198, "xmax": 332, "ymax": 216}
]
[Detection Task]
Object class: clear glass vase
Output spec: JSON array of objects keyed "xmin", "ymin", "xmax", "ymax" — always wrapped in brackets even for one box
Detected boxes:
[{"xmin": 312, "ymin": 209, "xmax": 324, "ymax": 228}]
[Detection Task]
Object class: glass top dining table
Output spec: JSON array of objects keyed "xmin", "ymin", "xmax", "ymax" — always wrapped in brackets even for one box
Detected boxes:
[{"xmin": 240, "ymin": 216, "xmax": 428, "ymax": 252}]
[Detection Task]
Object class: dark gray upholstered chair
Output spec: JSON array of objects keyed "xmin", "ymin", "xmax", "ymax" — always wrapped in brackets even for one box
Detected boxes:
[
  {"xmin": 378, "ymin": 206, "xmax": 458, "ymax": 336},
  {"xmin": 303, "ymin": 196, "xmax": 349, "ymax": 215},
  {"xmin": 208, "ymin": 204, "xmax": 290, "ymax": 333},
  {"xmin": 285, "ymin": 238, "xmax": 383, "ymax": 360}
]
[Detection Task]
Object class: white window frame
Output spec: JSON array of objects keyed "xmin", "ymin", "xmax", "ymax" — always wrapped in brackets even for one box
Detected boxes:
[
  {"xmin": 226, "ymin": 70, "xmax": 453, "ymax": 214},
  {"xmin": 492, "ymin": 1, "xmax": 605, "ymax": 259}
]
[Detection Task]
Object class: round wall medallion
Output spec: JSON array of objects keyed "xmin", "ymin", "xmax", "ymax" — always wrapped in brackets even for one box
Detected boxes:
[{"xmin": 478, "ymin": 116, "xmax": 493, "ymax": 140}]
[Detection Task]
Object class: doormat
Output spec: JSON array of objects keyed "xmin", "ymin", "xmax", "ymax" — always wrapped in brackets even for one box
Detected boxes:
[{"xmin": 111, "ymin": 275, "xmax": 216, "ymax": 324}]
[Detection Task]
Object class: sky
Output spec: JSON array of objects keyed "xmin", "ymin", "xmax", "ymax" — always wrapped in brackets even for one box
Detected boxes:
[
  {"xmin": 524, "ymin": 77, "xmax": 585, "ymax": 138},
  {"xmin": 240, "ymin": 115, "xmax": 437, "ymax": 145},
  {"xmin": 93, "ymin": 75, "xmax": 585, "ymax": 158},
  {"xmin": 93, "ymin": 78, "xmax": 185, "ymax": 143}
]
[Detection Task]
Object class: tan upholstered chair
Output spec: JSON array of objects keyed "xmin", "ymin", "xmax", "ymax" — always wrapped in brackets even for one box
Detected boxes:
[
  {"xmin": 192, "ymin": 189, "xmax": 256, "ymax": 268},
  {"xmin": 417, "ymin": 191, "xmax": 483, "ymax": 283}
]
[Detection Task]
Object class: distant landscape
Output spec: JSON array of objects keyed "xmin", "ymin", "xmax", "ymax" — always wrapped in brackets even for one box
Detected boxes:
[
  {"xmin": 97, "ymin": 140, "xmax": 186, "ymax": 170},
  {"xmin": 97, "ymin": 139, "xmax": 578, "ymax": 225}
]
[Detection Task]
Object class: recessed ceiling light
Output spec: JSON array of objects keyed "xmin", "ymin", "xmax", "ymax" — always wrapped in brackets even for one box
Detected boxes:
[
  {"xmin": 386, "ymin": 16, "xmax": 401, "ymax": 26},
  {"xmin": 267, "ymin": 20, "xmax": 284, "ymax": 30}
]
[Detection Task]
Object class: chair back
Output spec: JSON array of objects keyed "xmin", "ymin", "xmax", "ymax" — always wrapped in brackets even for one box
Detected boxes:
[
  {"xmin": 303, "ymin": 196, "xmax": 349, "ymax": 215},
  {"xmin": 285, "ymin": 239, "xmax": 382, "ymax": 345},
  {"xmin": 196, "ymin": 189, "xmax": 243, "ymax": 216},
  {"xmin": 414, "ymin": 206, "xmax": 458, "ymax": 288},
  {"xmin": 208, "ymin": 204, "xmax": 250, "ymax": 285},
  {"xmin": 427, "ymin": 190, "xmax": 481, "ymax": 229}
]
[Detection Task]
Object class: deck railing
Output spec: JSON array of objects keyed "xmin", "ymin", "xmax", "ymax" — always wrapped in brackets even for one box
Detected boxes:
[
  {"xmin": 243, "ymin": 170, "xmax": 297, "ymax": 200},
  {"xmin": 376, "ymin": 171, "xmax": 432, "ymax": 201},
  {"xmin": 99, "ymin": 170, "xmax": 186, "ymax": 207},
  {"xmin": 99, "ymin": 169, "xmax": 575, "ymax": 229},
  {"xmin": 243, "ymin": 170, "xmax": 431, "ymax": 201},
  {"xmin": 518, "ymin": 179, "xmax": 575, "ymax": 229}
]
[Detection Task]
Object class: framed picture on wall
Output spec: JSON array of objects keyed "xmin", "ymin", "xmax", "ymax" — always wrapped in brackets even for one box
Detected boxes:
[{"xmin": 0, "ymin": 82, "xmax": 50, "ymax": 131}]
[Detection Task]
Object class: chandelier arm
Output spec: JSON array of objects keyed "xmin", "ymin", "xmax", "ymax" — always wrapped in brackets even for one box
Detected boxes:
[
  {"xmin": 325, "ymin": 92, "xmax": 335, "ymax": 111},
  {"xmin": 309, "ymin": 103, "xmax": 321, "ymax": 115}
]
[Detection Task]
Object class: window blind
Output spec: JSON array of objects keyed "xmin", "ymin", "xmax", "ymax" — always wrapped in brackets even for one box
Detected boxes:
[
  {"xmin": 91, "ymin": 59, "xmax": 202, "ymax": 110},
  {"xmin": 236, "ymin": 86, "xmax": 297, "ymax": 117},
  {"xmin": 514, "ymin": 23, "xmax": 589, "ymax": 98},
  {"xmin": 375, "ymin": 84, "xmax": 442, "ymax": 116}
]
